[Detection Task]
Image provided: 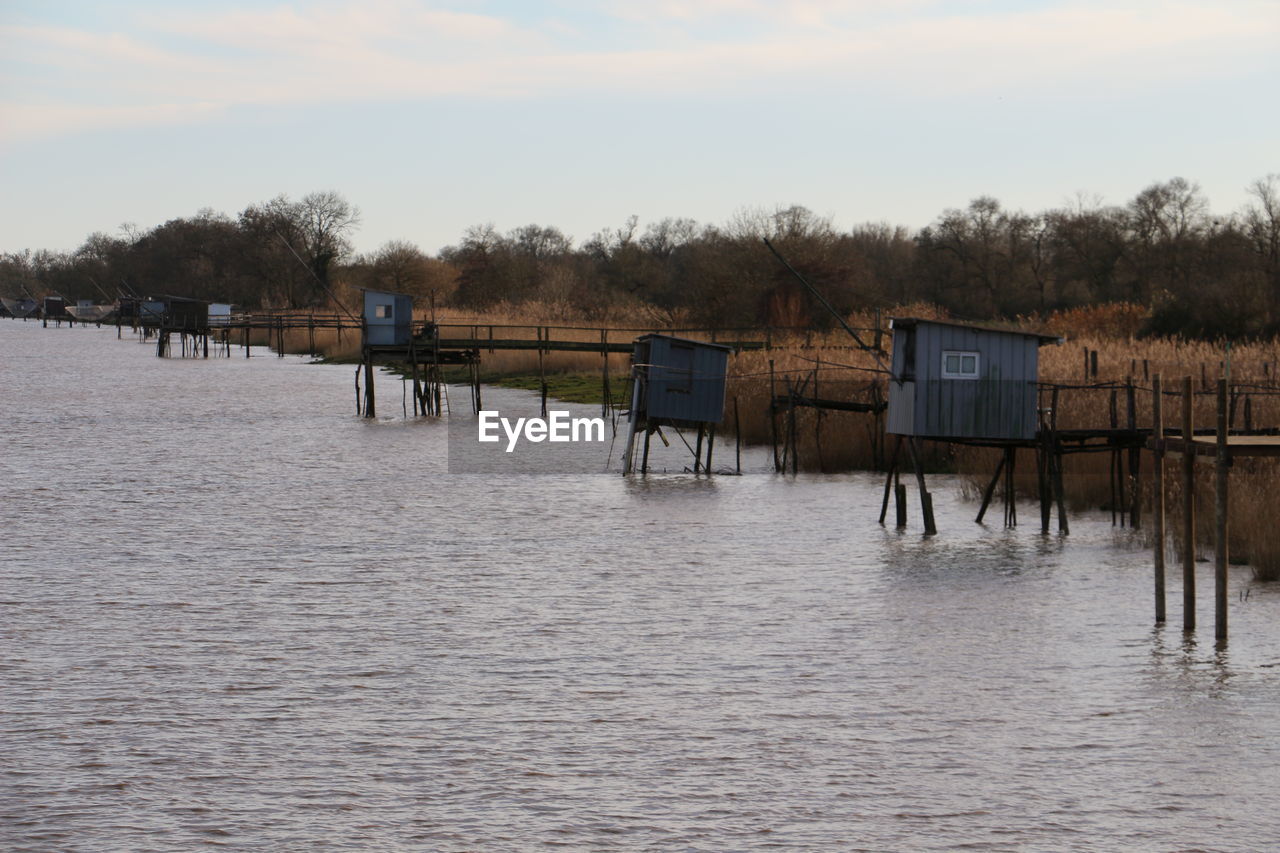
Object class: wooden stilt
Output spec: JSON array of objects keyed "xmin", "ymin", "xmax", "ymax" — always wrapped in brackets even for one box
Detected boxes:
[
  {"xmin": 975, "ymin": 452, "xmax": 1006, "ymax": 524},
  {"xmin": 1050, "ymin": 387, "xmax": 1069, "ymax": 534},
  {"xmin": 1152, "ymin": 374, "xmax": 1166, "ymax": 623},
  {"xmin": 1215, "ymin": 378, "xmax": 1229, "ymax": 641},
  {"xmin": 734, "ymin": 396, "xmax": 742, "ymax": 474},
  {"xmin": 621, "ymin": 367, "xmax": 641, "ymax": 475},
  {"xmin": 878, "ymin": 435, "xmax": 903, "ymax": 525},
  {"xmin": 1182, "ymin": 376, "xmax": 1195, "ymax": 632},
  {"xmin": 783, "ymin": 381, "xmax": 793, "ymax": 473},
  {"xmin": 363, "ymin": 348, "xmax": 376, "ymax": 419},
  {"xmin": 1127, "ymin": 378, "xmax": 1140, "ymax": 529},
  {"xmin": 907, "ymin": 437, "xmax": 937, "ymax": 535},
  {"xmin": 1006, "ymin": 447, "xmax": 1019, "ymax": 527},
  {"xmin": 769, "ymin": 360, "xmax": 780, "ymax": 472}
]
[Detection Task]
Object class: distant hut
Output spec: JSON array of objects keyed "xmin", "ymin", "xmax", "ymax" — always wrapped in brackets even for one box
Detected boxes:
[
  {"xmin": 624, "ymin": 334, "xmax": 731, "ymax": 473},
  {"xmin": 887, "ymin": 317, "xmax": 1061, "ymax": 442},
  {"xmin": 164, "ymin": 297, "xmax": 209, "ymax": 331},
  {"xmin": 42, "ymin": 295, "xmax": 68, "ymax": 325},
  {"xmin": 208, "ymin": 303, "xmax": 234, "ymax": 326},
  {"xmin": 362, "ymin": 289, "xmax": 413, "ymax": 347}
]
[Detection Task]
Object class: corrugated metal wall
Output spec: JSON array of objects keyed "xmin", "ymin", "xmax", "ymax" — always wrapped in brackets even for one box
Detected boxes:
[
  {"xmin": 637, "ymin": 335, "xmax": 728, "ymax": 424},
  {"xmin": 888, "ymin": 321, "xmax": 1041, "ymax": 440}
]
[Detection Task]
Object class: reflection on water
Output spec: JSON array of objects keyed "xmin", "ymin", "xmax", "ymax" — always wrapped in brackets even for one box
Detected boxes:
[{"xmin": 3, "ymin": 320, "xmax": 1280, "ymax": 851}]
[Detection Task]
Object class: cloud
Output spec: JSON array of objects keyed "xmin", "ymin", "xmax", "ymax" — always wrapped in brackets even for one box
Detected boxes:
[{"xmin": 1, "ymin": 0, "xmax": 1275, "ymax": 142}]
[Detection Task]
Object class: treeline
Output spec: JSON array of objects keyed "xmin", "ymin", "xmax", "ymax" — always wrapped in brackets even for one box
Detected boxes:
[{"xmin": 3, "ymin": 176, "xmax": 1278, "ymax": 338}]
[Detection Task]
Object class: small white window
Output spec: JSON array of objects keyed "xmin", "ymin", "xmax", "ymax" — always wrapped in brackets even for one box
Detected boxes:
[
  {"xmin": 941, "ymin": 350, "xmax": 980, "ymax": 379},
  {"xmin": 374, "ymin": 304, "xmax": 393, "ymax": 319}
]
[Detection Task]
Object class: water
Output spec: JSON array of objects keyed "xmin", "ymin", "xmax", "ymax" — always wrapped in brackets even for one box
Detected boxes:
[{"xmin": 4, "ymin": 320, "xmax": 1280, "ymax": 851}]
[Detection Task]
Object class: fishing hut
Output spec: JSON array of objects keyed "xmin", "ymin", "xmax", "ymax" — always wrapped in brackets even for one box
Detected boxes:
[
  {"xmin": 882, "ymin": 317, "xmax": 1062, "ymax": 534},
  {"xmin": 208, "ymin": 303, "xmax": 234, "ymax": 325},
  {"xmin": 358, "ymin": 289, "xmax": 464, "ymax": 418},
  {"xmin": 623, "ymin": 333, "xmax": 731, "ymax": 474},
  {"xmin": 143, "ymin": 296, "xmax": 212, "ymax": 357},
  {"xmin": 41, "ymin": 296, "xmax": 69, "ymax": 327}
]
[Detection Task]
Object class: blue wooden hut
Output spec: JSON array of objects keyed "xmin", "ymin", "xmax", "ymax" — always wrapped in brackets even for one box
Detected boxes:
[
  {"xmin": 362, "ymin": 289, "xmax": 414, "ymax": 346},
  {"xmin": 631, "ymin": 333, "xmax": 730, "ymax": 427},
  {"xmin": 887, "ymin": 317, "xmax": 1061, "ymax": 441},
  {"xmin": 623, "ymin": 334, "xmax": 731, "ymax": 474}
]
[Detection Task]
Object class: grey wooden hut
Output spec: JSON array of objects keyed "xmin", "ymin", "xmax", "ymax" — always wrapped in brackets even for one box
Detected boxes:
[
  {"xmin": 362, "ymin": 289, "xmax": 414, "ymax": 346},
  {"xmin": 42, "ymin": 295, "xmax": 67, "ymax": 321},
  {"xmin": 887, "ymin": 317, "xmax": 1061, "ymax": 441},
  {"xmin": 631, "ymin": 333, "xmax": 730, "ymax": 426},
  {"xmin": 164, "ymin": 297, "xmax": 209, "ymax": 331},
  {"xmin": 624, "ymin": 334, "xmax": 731, "ymax": 474}
]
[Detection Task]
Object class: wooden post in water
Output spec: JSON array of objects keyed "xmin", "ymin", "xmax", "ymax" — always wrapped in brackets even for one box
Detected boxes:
[
  {"xmin": 1181, "ymin": 376, "xmax": 1195, "ymax": 631},
  {"xmin": 1152, "ymin": 374, "xmax": 1166, "ymax": 623},
  {"xmin": 600, "ymin": 329, "xmax": 610, "ymax": 419},
  {"xmin": 1126, "ymin": 378, "xmax": 1140, "ymax": 530},
  {"xmin": 1004, "ymin": 446, "xmax": 1017, "ymax": 528},
  {"xmin": 907, "ymin": 437, "xmax": 936, "ymax": 536},
  {"xmin": 409, "ymin": 344, "xmax": 422, "ymax": 417},
  {"xmin": 975, "ymin": 452, "xmax": 1006, "ymax": 524},
  {"xmin": 878, "ymin": 435, "xmax": 901, "ymax": 525},
  {"xmin": 734, "ymin": 396, "xmax": 742, "ymax": 474},
  {"xmin": 1050, "ymin": 386, "xmax": 1069, "ymax": 535},
  {"xmin": 1215, "ymin": 378, "xmax": 1229, "ymax": 642}
]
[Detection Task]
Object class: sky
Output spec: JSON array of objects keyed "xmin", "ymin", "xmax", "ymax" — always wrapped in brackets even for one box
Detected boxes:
[{"xmin": 1, "ymin": 0, "xmax": 1277, "ymax": 257}]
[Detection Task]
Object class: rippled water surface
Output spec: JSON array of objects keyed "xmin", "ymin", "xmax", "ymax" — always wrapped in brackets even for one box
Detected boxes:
[{"xmin": 4, "ymin": 320, "xmax": 1280, "ymax": 851}]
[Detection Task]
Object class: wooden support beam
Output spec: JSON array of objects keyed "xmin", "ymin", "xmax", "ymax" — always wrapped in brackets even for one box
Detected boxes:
[
  {"xmin": 878, "ymin": 435, "xmax": 903, "ymax": 525},
  {"xmin": 1215, "ymin": 378, "xmax": 1229, "ymax": 642},
  {"xmin": 1152, "ymin": 374, "xmax": 1166, "ymax": 624},
  {"xmin": 1182, "ymin": 376, "xmax": 1195, "ymax": 632},
  {"xmin": 907, "ymin": 437, "xmax": 937, "ymax": 536},
  {"xmin": 975, "ymin": 452, "xmax": 1006, "ymax": 524}
]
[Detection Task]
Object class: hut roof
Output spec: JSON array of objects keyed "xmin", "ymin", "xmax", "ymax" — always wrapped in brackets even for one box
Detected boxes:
[{"xmin": 889, "ymin": 316, "xmax": 1062, "ymax": 346}]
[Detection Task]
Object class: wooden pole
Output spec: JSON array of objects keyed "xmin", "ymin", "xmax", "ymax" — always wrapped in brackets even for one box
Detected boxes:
[
  {"xmin": 878, "ymin": 435, "xmax": 902, "ymax": 525},
  {"xmin": 1004, "ymin": 446, "xmax": 1017, "ymax": 528},
  {"xmin": 621, "ymin": 367, "xmax": 641, "ymax": 474},
  {"xmin": 769, "ymin": 359, "xmax": 780, "ymax": 472},
  {"xmin": 1215, "ymin": 378, "xmax": 1229, "ymax": 642},
  {"xmin": 694, "ymin": 424, "xmax": 705, "ymax": 474},
  {"xmin": 1038, "ymin": 425, "xmax": 1052, "ymax": 534},
  {"xmin": 1182, "ymin": 376, "xmax": 1195, "ymax": 632},
  {"xmin": 363, "ymin": 349, "xmax": 376, "ymax": 419},
  {"xmin": 1152, "ymin": 374, "xmax": 1166, "ymax": 623},
  {"xmin": 734, "ymin": 396, "xmax": 742, "ymax": 474},
  {"xmin": 1050, "ymin": 386, "xmax": 1069, "ymax": 534},
  {"xmin": 975, "ymin": 452, "xmax": 1006, "ymax": 524},
  {"xmin": 1127, "ymin": 378, "xmax": 1140, "ymax": 530},
  {"xmin": 907, "ymin": 437, "xmax": 937, "ymax": 535},
  {"xmin": 788, "ymin": 380, "xmax": 799, "ymax": 476}
]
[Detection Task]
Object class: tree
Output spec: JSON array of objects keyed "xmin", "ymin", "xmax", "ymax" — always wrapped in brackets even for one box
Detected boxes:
[
  {"xmin": 1242, "ymin": 174, "xmax": 1280, "ymax": 321},
  {"xmin": 238, "ymin": 191, "xmax": 360, "ymax": 307}
]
